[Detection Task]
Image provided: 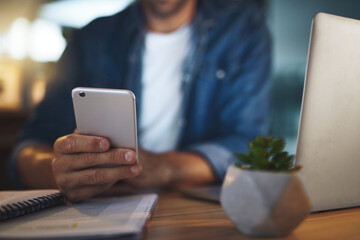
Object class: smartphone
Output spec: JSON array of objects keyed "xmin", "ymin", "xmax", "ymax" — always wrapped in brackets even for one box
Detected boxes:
[{"xmin": 72, "ymin": 87, "xmax": 138, "ymax": 157}]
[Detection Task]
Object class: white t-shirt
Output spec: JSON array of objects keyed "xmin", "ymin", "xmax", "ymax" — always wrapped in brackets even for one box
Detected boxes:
[{"xmin": 139, "ymin": 25, "xmax": 191, "ymax": 153}]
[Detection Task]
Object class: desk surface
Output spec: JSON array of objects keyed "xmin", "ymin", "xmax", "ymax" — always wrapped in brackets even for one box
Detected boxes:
[{"xmin": 144, "ymin": 192, "xmax": 360, "ymax": 240}]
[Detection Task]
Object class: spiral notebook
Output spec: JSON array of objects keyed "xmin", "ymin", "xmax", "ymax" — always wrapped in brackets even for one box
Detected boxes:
[
  {"xmin": 0, "ymin": 190, "xmax": 65, "ymax": 221},
  {"xmin": 0, "ymin": 190, "xmax": 158, "ymax": 239}
]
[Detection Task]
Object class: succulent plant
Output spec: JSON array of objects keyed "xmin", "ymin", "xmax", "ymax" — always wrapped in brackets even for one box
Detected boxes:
[{"xmin": 235, "ymin": 136, "xmax": 300, "ymax": 172}]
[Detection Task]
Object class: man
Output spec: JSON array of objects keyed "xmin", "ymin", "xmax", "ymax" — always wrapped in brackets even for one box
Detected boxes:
[{"xmin": 8, "ymin": 0, "xmax": 271, "ymax": 202}]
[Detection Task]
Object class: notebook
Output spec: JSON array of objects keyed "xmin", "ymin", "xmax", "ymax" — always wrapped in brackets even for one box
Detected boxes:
[
  {"xmin": 0, "ymin": 190, "xmax": 158, "ymax": 239},
  {"xmin": 0, "ymin": 190, "xmax": 65, "ymax": 221}
]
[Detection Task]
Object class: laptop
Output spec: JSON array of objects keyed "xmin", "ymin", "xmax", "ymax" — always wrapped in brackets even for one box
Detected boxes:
[
  {"xmin": 296, "ymin": 12, "xmax": 360, "ymax": 212},
  {"xmin": 180, "ymin": 184, "xmax": 221, "ymax": 202}
]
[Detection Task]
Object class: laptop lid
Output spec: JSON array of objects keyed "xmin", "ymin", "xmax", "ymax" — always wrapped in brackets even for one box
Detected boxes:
[
  {"xmin": 180, "ymin": 184, "xmax": 221, "ymax": 202},
  {"xmin": 296, "ymin": 12, "xmax": 360, "ymax": 212}
]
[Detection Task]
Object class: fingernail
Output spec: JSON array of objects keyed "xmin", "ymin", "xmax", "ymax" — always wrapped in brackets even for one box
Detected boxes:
[
  {"xmin": 99, "ymin": 139, "xmax": 105, "ymax": 149},
  {"xmin": 125, "ymin": 152, "xmax": 133, "ymax": 162},
  {"xmin": 131, "ymin": 166, "xmax": 138, "ymax": 174}
]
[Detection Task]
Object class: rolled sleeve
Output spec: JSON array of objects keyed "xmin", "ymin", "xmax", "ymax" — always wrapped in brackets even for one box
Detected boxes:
[
  {"xmin": 7, "ymin": 29, "xmax": 82, "ymax": 189},
  {"xmin": 180, "ymin": 2, "xmax": 271, "ymax": 180},
  {"xmin": 186, "ymin": 143, "xmax": 236, "ymax": 180}
]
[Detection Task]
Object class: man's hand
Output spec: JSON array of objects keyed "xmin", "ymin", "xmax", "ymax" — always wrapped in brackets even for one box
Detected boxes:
[
  {"xmin": 123, "ymin": 149, "xmax": 172, "ymax": 189},
  {"xmin": 122, "ymin": 148, "xmax": 217, "ymax": 190},
  {"xmin": 52, "ymin": 133, "xmax": 142, "ymax": 202},
  {"xmin": 17, "ymin": 136, "xmax": 216, "ymax": 201}
]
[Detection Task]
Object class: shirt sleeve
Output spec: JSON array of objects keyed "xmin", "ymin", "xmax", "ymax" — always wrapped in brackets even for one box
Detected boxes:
[
  {"xmin": 7, "ymin": 30, "xmax": 83, "ymax": 188},
  {"xmin": 186, "ymin": 5, "xmax": 272, "ymax": 180}
]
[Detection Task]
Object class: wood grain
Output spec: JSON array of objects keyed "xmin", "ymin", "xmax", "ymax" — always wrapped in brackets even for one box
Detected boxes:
[{"xmin": 143, "ymin": 192, "xmax": 360, "ymax": 240}]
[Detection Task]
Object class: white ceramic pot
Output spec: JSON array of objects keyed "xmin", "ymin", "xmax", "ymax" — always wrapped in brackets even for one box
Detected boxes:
[{"xmin": 220, "ymin": 165, "xmax": 311, "ymax": 237}]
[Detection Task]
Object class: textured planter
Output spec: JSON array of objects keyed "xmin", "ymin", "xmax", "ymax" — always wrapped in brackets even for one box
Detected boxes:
[{"xmin": 220, "ymin": 166, "xmax": 311, "ymax": 237}]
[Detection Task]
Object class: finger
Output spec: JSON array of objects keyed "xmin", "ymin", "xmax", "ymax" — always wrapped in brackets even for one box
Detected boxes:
[
  {"xmin": 58, "ymin": 163, "xmax": 142, "ymax": 189},
  {"xmin": 54, "ymin": 134, "xmax": 110, "ymax": 154},
  {"xmin": 58, "ymin": 149, "xmax": 137, "ymax": 171}
]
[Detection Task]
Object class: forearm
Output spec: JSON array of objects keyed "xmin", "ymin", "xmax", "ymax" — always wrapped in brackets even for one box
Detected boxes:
[
  {"xmin": 140, "ymin": 150, "xmax": 218, "ymax": 188},
  {"xmin": 162, "ymin": 152, "xmax": 217, "ymax": 186},
  {"xmin": 17, "ymin": 146, "xmax": 57, "ymax": 189}
]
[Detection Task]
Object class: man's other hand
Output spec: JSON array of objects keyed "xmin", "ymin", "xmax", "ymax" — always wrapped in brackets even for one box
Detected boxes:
[
  {"xmin": 123, "ymin": 148, "xmax": 216, "ymax": 190},
  {"xmin": 52, "ymin": 133, "xmax": 142, "ymax": 202},
  {"xmin": 124, "ymin": 149, "xmax": 172, "ymax": 189}
]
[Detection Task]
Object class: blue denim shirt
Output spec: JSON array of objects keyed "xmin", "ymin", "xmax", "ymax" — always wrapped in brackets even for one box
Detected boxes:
[{"xmin": 8, "ymin": 0, "xmax": 271, "ymax": 188}]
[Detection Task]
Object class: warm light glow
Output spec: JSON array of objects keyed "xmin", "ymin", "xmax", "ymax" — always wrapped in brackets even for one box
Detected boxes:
[
  {"xmin": 31, "ymin": 75, "xmax": 47, "ymax": 106},
  {"xmin": 28, "ymin": 19, "xmax": 66, "ymax": 62},
  {"xmin": 2, "ymin": 0, "xmax": 134, "ymax": 62},
  {"xmin": 0, "ymin": 36, "xmax": 3, "ymax": 56},
  {"xmin": 7, "ymin": 18, "xmax": 29, "ymax": 60},
  {"xmin": 2, "ymin": 18, "xmax": 65, "ymax": 62},
  {"xmin": 0, "ymin": 61, "xmax": 22, "ymax": 110},
  {"xmin": 39, "ymin": 0, "xmax": 134, "ymax": 28}
]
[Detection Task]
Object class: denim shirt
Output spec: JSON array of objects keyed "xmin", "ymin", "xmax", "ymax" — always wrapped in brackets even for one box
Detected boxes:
[{"xmin": 8, "ymin": 0, "xmax": 271, "ymax": 188}]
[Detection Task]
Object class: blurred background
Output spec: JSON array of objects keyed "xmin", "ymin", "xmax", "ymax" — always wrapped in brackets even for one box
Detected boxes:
[{"xmin": 1, "ymin": 0, "xmax": 360, "ymax": 188}]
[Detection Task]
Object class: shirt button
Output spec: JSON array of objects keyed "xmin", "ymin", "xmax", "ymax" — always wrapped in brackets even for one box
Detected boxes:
[{"xmin": 216, "ymin": 69, "xmax": 226, "ymax": 80}]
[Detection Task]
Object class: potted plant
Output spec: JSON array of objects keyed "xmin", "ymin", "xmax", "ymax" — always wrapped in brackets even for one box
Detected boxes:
[{"xmin": 220, "ymin": 136, "xmax": 311, "ymax": 237}]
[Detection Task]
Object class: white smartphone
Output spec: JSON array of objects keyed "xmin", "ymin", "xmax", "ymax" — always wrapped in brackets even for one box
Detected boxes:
[{"xmin": 72, "ymin": 87, "xmax": 138, "ymax": 157}]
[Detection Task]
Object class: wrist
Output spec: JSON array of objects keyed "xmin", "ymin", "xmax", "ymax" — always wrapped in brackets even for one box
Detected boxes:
[
  {"xmin": 145, "ymin": 151, "xmax": 188, "ymax": 186},
  {"xmin": 138, "ymin": 149, "xmax": 175, "ymax": 187}
]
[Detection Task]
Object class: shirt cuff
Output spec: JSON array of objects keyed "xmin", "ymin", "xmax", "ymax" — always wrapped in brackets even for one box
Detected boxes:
[
  {"xmin": 185, "ymin": 143, "xmax": 236, "ymax": 181},
  {"xmin": 7, "ymin": 140, "xmax": 51, "ymax": 189}
]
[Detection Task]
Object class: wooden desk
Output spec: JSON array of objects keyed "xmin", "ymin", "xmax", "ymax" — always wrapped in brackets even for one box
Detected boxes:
[{"xmin": 144, "ymin": 192, "xmax": 360, "ymax": 240}]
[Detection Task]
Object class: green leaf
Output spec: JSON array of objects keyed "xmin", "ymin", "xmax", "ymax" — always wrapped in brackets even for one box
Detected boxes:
[
  {"xmin": 269, "ymin": 138, "xmax": 285, "ymax": 155},
  {"xmin": 233, "ymin": 136, "xmax": 300, "ymax": 172},
  {"xmin": 251, "ymin": 146, "xmax": 269, "ymax": 159},
  {"xmin": 273, "ymin": 154, "xmax": 294, "ymax": 170},
  {"xmin": 234, "ymin": 153, "xmax": 252, "ymax": 163},
  {"xmin": 255, "ymin": 158, "xmax": 272, "ymax": 170},
  {"xmin": 235, "ymin": 162, "xmax": 251, "ymax": 169},
  {"xmin": 249, "ymin": 141, "xmax": 255, "ymax": 150},
  {"xmin": 272, "ymin": 152, "xmax": 288, "ymax": 162},
  {"xmin": 254, "ymin": 136, "xmax": 271, "ymax": 148}
]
